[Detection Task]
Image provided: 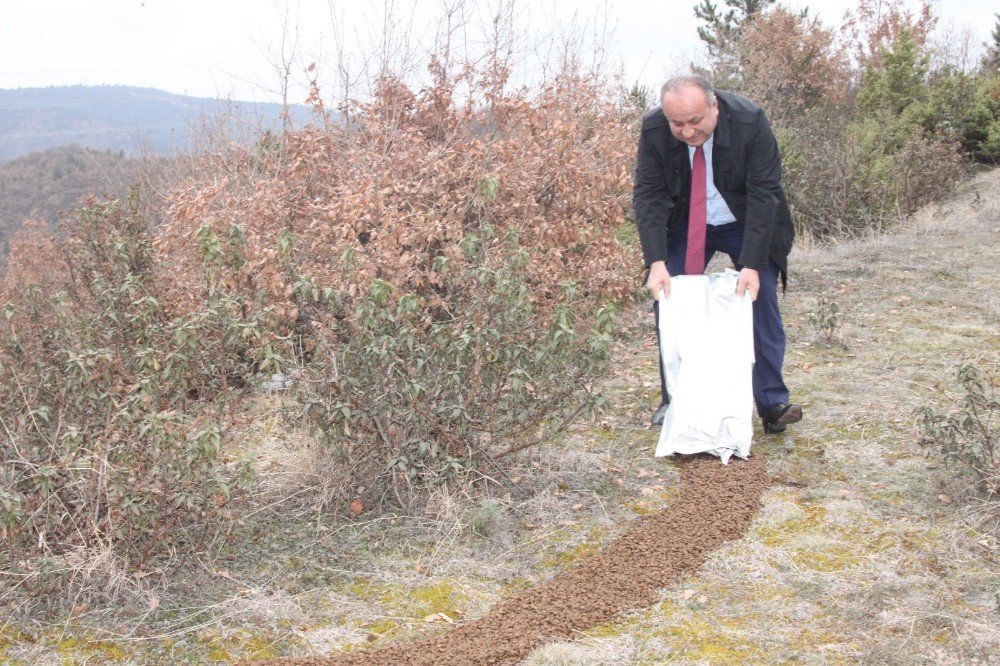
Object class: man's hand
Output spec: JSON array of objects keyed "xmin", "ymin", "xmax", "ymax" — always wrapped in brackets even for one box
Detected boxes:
[
  {"xmin": 736, "ymin": 267, "xmax": 759, "ymax": 301},
  {"xmin": 647, "ymin": 261, "xmax": 671, "ymax": 300}
]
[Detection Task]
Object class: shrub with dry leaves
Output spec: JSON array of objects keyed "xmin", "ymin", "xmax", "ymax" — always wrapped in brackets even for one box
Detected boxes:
[
  {"xmin": 0, "ymin": 193, "xmax": 270, "ymax": 610},
  {"xmin": 0, "ymin": 51, "xmax": 642, "ymax": 610}
]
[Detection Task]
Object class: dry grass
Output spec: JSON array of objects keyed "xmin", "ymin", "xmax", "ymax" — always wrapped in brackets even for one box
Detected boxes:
[
  {"xmin": 538, "ymin": 169, "xmax": 1000, "ymax": 664},
  {"xmin": 3, "ymin": 171, "xmax": 999, "ymax": 664}
]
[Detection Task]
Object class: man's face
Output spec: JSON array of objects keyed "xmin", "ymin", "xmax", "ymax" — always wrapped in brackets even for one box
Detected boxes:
[{"xmin": 661, "ymin": 85, "xmax": 719, "ymax": 147}]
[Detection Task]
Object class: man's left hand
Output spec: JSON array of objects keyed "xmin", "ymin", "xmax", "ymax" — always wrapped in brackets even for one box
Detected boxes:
[{"xmin": 736, "ymin": 267, "xmax": 759, "ymax": 301}]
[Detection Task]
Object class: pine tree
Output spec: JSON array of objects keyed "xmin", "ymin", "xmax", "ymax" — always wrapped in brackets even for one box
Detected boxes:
[
  {"xmin": 693, "ymin": 0, "xmax": 776, "ymax": 84},
  {"xmin": 694, "ymin": 0, "xmax": 775, "ymax": 49},
  {"xmin": 859, "ymin": 27, "xmax": 928, "ymax": 116}
]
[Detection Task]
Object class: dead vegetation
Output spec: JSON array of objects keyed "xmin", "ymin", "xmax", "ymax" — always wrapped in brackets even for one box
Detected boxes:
[{"xmin": 1, "ymin": 169, "xmax": 997, "ymax": 665}]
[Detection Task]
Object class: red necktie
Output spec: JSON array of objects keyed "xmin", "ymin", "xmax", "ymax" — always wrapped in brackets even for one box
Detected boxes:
[{"xmin": 685, "ymin": 145, "xmax": 707, "ymax": 274}]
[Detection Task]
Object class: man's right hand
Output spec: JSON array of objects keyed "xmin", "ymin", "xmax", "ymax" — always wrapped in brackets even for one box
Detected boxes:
[{"xmin": 646, "ymin": 261, "xmax": 671, "ymax": 300}]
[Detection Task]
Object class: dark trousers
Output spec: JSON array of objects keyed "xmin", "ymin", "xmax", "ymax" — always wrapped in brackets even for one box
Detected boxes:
[{"xmin": 653, "ymin": 221, "xmax": 789, "ymax": 417}]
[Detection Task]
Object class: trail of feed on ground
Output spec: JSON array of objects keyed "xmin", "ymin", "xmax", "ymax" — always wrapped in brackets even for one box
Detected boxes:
[
  {"xmin": 6, "ymin": 173, "xmax": 998, "ymax": 665},
  {"xmin": 254, "ymin": 454, "xmax": 769, "ymax": 665}
]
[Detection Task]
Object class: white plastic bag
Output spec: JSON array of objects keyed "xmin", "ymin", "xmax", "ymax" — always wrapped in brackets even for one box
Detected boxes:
[{"xmin": 654, "ymin": 270, "xmax": 754, "ymax": 463}]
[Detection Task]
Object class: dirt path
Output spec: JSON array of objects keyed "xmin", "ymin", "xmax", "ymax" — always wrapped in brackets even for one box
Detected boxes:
[{"xmin": 255, "ymin": 455, "xmax": 770, "ymax": 665}]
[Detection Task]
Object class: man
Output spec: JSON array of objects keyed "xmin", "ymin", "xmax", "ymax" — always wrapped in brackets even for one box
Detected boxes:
[{"xmin": 633, "ymin": 74, "xmax": 802, "ymax": 434}]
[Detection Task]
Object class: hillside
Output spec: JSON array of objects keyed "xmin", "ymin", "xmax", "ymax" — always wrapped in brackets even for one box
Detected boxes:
[
  {"xmin": 2, "ymin": 166, "xmax": 996, "ymax": 663},
  {"xmin": 0, "ymin": 85, "xmax": 312, "ymax": 162},
  {"xmin": 0, "ymin": 145, "xmax": 149, "ymax": 254}
]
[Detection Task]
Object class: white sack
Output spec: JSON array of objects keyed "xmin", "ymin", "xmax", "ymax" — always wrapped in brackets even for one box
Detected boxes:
[{"xmin": 654, "ymin": 269, "xmax": 754, "ymax": 464}]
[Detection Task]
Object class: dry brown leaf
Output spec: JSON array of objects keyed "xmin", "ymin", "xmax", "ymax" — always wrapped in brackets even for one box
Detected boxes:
[{"xmin": 424, "ymin": 612, "xmax": 454, "ymax": 623}]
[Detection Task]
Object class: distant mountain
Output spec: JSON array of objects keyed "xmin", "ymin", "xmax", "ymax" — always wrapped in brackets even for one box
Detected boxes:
[{"xmin": 0, "ymin": 85, "xmax": 313, "ymax": 162}]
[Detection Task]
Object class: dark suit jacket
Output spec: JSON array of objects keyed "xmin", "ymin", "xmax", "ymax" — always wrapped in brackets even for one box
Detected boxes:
[{"xmin": 632, "ymin": 89, "xmax": 794, "ymax": 277}]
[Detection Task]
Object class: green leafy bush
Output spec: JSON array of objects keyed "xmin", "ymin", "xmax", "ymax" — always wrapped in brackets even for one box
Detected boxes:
[
  {"xmin": 296, "ymin": 225, "xmax": 617, "ymax": 511},
  {"xmin": 916, "ymin": 70, "xmax": 1000, "ymax": 162},
  {"xmin": 917, "ymin": 364, "xmax": 998, "ymax": 496},
  {"xmin": 0, "ymin": 193, "xmax": 278, "ymax": 609}
]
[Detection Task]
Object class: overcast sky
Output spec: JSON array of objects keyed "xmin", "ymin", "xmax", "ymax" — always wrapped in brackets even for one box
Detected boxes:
[{"xmin": 1, "ymin": 0, "xmax": 995, "ymax": 104}]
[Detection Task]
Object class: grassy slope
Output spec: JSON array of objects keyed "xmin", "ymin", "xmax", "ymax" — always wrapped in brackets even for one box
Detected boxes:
[
  {"xmin": 529, "ymin": 170, "xmax": 1000, "ymax": 664},
  {"xmin": 2, "ymin": 170, "xmax": 998, "ymax": 664}
]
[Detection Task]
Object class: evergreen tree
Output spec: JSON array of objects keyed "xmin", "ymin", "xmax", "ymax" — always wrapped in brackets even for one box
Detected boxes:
[
  {"xmin": 859, "ymin": 27, "xmax": 928, "ymax": 116},
  {"xmin": 694, "ymin": 0, "xmax": 775, "ymax": 51},
  {"xmin": 693, "ymin": 0, "xmax": 776, "ymax": 85}
]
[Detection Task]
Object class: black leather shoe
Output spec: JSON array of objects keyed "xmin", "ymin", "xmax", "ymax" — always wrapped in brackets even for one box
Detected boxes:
[
  {"xmin": 763, "ymin": 402, "xmax": 802, "ymax": 434},
  {"xmin": 651, "ymin": 402, "xmax": 670, "ymax": 427}
]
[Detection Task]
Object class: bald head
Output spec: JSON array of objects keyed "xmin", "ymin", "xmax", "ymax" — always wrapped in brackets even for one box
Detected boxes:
[{"xmin": 660, "ymin": 78, "xmax": 719, "ymax": 147}]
